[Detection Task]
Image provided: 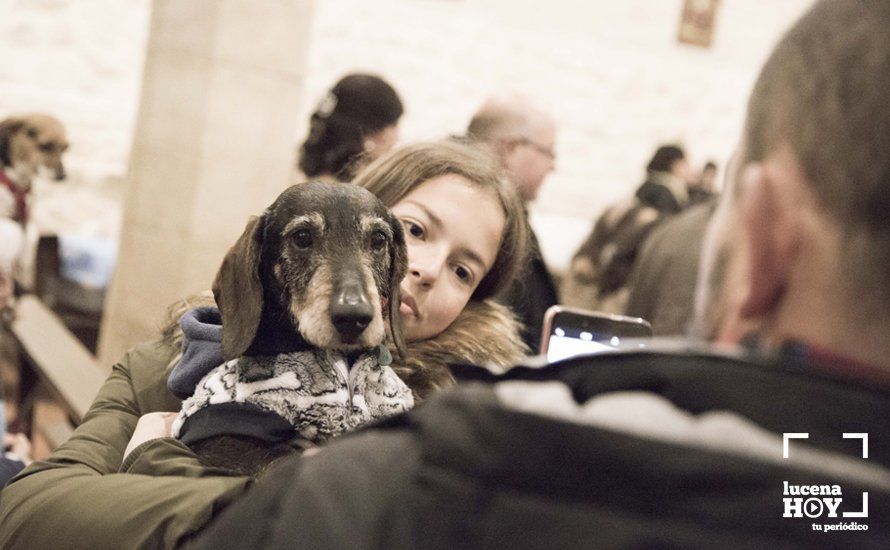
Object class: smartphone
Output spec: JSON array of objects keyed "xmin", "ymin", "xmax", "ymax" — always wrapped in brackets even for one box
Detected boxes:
[{"xmin": 540, "ymin": 306, "xmax": 652, "ymax": 363}]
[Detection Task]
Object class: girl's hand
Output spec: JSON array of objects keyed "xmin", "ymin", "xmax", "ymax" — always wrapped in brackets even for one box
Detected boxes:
[{"xmin": 123, "ymin": 412, "xmax": 178, "ymax": 461}]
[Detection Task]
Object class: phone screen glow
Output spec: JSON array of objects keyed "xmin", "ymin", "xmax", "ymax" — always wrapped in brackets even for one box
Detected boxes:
[{"xmin": 546, "ymin": 334, "xmax": 615, "ymax": 362}]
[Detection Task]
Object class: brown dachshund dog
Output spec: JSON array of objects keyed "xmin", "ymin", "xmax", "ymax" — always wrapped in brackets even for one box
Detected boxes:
[{"xmin": 178, "ymin": 181, "xmax": 411, "ymax": 475}]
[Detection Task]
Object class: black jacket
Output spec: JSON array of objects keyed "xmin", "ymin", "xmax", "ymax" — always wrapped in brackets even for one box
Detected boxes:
[
  {"xmin": 625, "ymin": 202, "xmax": 716, "ymax": 335},
  {"xmin": 500, "ymin": 230, "xmax": 558, "ymax": 354},
  {"xmin": 189, "ymin": 346, "xmax": 890, "ymax": 549},
  {"xmin": 635, "ymin": 179, "xmax": 684, "ymax": 214}
]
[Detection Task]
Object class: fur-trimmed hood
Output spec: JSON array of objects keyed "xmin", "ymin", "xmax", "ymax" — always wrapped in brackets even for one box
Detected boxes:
[
  {"xmin": 161, "ymin": 292, "xmax": 529, "ymax": 401},
  {"xmin": 390, "ymin": 300, "xmax": 529, "ymax": 398}
]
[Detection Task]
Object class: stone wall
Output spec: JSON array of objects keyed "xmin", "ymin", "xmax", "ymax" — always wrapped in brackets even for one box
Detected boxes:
[
  {"xmin": 0, "ymin": 0, "xmax": 815, "ymax": 285},
  {"xmin": 299, "ymin": 0, "xmax": 814, "ymax": 266}
]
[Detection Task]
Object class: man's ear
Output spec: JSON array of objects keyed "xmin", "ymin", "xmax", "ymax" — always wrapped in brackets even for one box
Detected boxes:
[
  {"xmin": 737, "ymin": 165, "xmax": 792, "ymax": 319},
  {"xmin": 212, "ymin": 215, "xmax": 265, "ymax": 360}
]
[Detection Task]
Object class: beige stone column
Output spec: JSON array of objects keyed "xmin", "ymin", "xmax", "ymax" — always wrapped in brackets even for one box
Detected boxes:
[{"xmin": 98, "ymin": 0, "xmax": 315, "ymax": 368}]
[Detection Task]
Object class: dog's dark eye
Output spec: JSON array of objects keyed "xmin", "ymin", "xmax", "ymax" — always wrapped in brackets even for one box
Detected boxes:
[
  {"xmin": 370, "ymin": 230, "xmax": 387, "ymax": 251},
  {"xmin": 293, "ymin": 229, "xmax": 313, "ymax": 249},
  {"xmin": 39, "ymin": 143, "xmax": 54, "ymax": 153}
]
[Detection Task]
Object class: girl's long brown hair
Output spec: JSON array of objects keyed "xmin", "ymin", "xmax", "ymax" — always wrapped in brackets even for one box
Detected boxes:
[{"xmin": 353, "ymin": 140, "xmax": 530, "ymax": 300}]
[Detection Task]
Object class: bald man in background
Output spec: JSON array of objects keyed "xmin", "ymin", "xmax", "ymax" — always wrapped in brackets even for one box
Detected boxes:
[{"xmin": 466, "ymin": 94, "xmax": 558, "ymax": 353}]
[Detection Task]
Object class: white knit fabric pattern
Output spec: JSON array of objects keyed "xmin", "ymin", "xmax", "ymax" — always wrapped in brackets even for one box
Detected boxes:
[{"xmin": 172, "ymin": 349, "xmax": 414, "ymax": 443}]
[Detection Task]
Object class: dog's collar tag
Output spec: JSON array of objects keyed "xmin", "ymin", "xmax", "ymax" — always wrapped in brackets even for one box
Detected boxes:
[{"xmin": 377, "ymin": 345, "xmax": 392, "ymax": 366}]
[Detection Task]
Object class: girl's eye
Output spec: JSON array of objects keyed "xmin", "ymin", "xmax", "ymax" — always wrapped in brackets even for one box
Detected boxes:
[
  {"xmin": 455, "ymin": 265, "xmax": 472, "ymax": 283},
  {"xmin": 403, "ymin": 220, "xmax": 424, "ymax": 238}
]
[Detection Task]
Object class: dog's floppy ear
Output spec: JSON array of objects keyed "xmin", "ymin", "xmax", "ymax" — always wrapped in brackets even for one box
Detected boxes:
[
  {"xmin": 213, "ymin": 214, "xmax": 266, "ymax": 360},
  {"xmin": 0, "ymin": 118, "xmax": 24, "ymax": 166},
  {"xmin": 387, "ymin": 213, "xmax": 408, "ymax": 358}
]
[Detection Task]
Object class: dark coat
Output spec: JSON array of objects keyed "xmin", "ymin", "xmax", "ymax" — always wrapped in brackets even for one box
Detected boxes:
[
  {"xmin": 688, "ymin": 186, "xmax": 717, "ymax": 205},
  {"xmin": 189, "ymin": 346, "xmax": 890, "ymax": 549},
  {"xmin": 635, "ymin": 178, "xmax": 684, "ymax": 214},
  {"xmin": 625, "ymin": 201, "xmax": 716, "ymax": 335},
  {"xmin": 500, "ymin": 230, "xmax": 558, "ymax": 354}
]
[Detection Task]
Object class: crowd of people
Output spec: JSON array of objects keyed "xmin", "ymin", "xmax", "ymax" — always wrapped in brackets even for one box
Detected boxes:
[{"xmin": 0, "ymin": 0, "xmax": 889, "ymax": 547}]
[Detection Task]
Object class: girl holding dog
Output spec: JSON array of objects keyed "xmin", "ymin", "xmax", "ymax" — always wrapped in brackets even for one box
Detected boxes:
[{"xmin": 0, "ymin": 140, "xmax": 532, "ymax": 549}]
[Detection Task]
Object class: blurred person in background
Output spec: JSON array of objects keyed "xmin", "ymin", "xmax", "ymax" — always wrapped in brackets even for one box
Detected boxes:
[
  {"xmin": 564, "ymin": 144, "xmax": 692, "ymax": 314},
  {"xmin": 297, "ymin": 73, "xmax": 404, "ymax": 182},
  {"xmin": 0, "ymin": 219, "xmax": 32, "ymax": 486},
  {"xmin": 624, "ymin": 200, "xmax": 717, "ymax": 335},
  {"xmin": 625, "ymin": 157, "xmax": 724, "ymax": 334},
  {"xmin": 466, "ymin": 93, "xmax": 559, "ymax": 353},
  {"xmin": 635, "ymin": 144, "xmax": 692, "ymax": 214},
  {"xmin": 689, "ymin": 160, "xmax": 718, "ymax": 204},
  {"xmin": 0, "ymin": 220, "xmax": 20, "ymax": 312}
]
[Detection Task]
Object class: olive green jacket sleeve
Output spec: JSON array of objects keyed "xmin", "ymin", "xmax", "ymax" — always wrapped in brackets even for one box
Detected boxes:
[
  {"xmin": 0, "ymin": 340, "xmax": 252, "ymax": 550},
  {"xmin": 120, "ymin": 437, "xmax": 235, "ymax": 478}
]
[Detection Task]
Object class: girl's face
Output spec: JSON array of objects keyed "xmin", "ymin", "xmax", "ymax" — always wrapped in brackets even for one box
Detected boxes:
[{"xmin": 391, "ymin": 174, "xmax": 506, "ymax": 342}]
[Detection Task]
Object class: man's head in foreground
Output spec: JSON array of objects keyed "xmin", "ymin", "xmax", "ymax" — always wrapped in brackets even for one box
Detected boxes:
[
  {"xmin": 467, "ymin": 93, "xmax": 557, "ymax": 202},
  {"xmin": 694, "ymin": 0, "xmax": 890, "ymax": 370}
]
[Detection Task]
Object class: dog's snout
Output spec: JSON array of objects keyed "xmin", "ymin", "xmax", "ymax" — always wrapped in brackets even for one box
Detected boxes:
[
  {"xmin": 330, "ymin": 284, "xmax": 373, "ymax": 341},
  {"xmin": 54, "ymin": 165, "xmax": 66, "ymax": 181}
]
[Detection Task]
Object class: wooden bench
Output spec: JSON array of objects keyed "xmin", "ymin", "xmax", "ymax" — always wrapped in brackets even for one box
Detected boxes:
[{"xmin": 6, "ymin": 294, "xmax": 108, "ymax": 454}]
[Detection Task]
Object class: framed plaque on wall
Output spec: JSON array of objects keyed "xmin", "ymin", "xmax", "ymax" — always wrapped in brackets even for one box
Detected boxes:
[{"xmin": 678, "ymin": 0, "xmax": 721, "ymax": 48}]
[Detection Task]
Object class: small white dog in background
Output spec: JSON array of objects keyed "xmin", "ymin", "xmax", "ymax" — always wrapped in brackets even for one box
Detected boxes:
[{"xmin": 0, "ymin": 114, "xmax": 69, "ymax": 226}]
